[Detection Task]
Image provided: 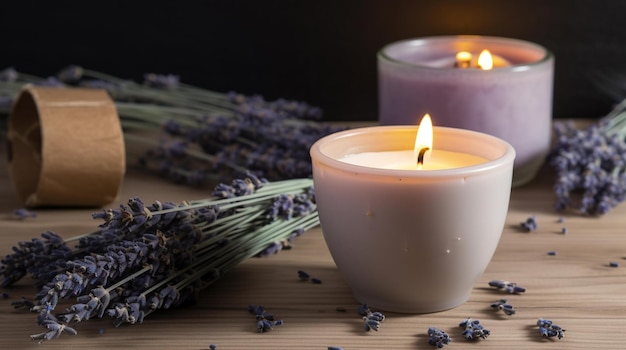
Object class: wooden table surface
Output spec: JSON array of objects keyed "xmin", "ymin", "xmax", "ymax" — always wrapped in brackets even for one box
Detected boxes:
[{"xmin": 1, "ymin": 130, "xmax": 626, "ymax": 349}]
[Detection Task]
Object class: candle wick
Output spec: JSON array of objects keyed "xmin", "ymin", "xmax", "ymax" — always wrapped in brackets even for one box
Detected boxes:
[{"xmin": 417, "ymin": 147, "xmax": 430, "ymax": 166}]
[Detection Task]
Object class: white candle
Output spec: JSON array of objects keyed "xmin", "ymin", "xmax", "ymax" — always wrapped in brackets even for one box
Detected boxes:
[
  {"xmin": 310, "ymin": 125, "xmax": 516, "ymax": 313},
  {"xmin": 340, "ymin": 150, "xmax": 487, "ymax": 170}
]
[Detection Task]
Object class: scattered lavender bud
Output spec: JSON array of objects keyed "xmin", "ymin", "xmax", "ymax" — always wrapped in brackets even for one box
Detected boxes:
[
  {"xmin": 459, "ymin": 318, "xmax": 490, "ymax": 340},
  {"xmin": 427, "ymin": 327, "xmax": 451, "ymax": 348},
  {"xmin": 98, "ymin": 328, "xmax": 105, "ymax": 334},
  {"xmin": 610, "ymin": 261, "xmax": 620, "ymax": 267},
  {"xmin": 519, "ymin": 215, "xmax": 538, "ymax": 232},
  {"xmin": 12, "ymin": 208, "xmax": 37, "ymax": 220},
  {"xmin": 501, "ymin": 303, "xmax": 517, "ymax": 316},
  {"xmin": 557, "ymin": 217, "xmax": 565, "ymax": 223},
  {"xmin": 490, "ymin": 299, "xmax": 516, "ymax": 315},
  {"xmin": 537, "ymin": 318, "xmax": 565, "ymax": 339},
  {"xmin": 357, "ymin": 304, "xmax": 385, "ymax": 332},
  {"xmin": 547, "ymin": 250, "xmax": 557, "ymax": 256},
  {"xmin": 297, "ymin": 270, "xmax": 310, "ymax": 281},
  {"xmin": 488, "ymin": 280, "xmax": 526, "ymax": 294},
  {"xmin": 328, "ymin": 347, "xmax": 344, "ymax": 350},
  {"xmin": 2, "ymin": 292, "xmax": 9, "ymax": 299},
  {"xmin": 561, "ymin": 227, "xmax": 568, "ymax": 234},
  {"xmin": 297, "ymin": 270, "xmax": 322, "ymax": 284},
  {"xmin": 249, "ymin": 304, "xmax": 283, "ymax": 333},
  {"xmin": 209, "ymin": 344, "xmax": 217, "ymax": 350}
]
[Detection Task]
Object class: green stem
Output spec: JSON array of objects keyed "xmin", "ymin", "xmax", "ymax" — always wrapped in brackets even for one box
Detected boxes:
[{"xmin": 106, "ymin": 264, "xmax": 153, "ymax": 293}]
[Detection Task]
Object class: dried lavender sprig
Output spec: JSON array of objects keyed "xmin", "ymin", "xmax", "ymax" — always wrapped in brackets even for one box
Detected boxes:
[{"xmin": 30, "ymin": 317, "xmax": 77, "ymax": 344}]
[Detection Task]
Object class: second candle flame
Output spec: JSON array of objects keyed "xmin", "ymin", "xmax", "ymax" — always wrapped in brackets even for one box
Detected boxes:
[{"xmin": 477, "ymin": 49, "xmax": 494, "ymax": 70}]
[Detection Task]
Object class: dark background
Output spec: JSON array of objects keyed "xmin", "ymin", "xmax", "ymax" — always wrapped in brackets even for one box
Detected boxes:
[{"xmin": 2, "ymin": 0, "xmax": 626, "ymax": 121}]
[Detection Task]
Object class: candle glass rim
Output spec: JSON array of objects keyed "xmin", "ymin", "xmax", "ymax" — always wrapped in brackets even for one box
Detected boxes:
[
  {"xmin": 378, "ymin": 35, "xmax": 554, "ymax": 73},
  {"xmin": 310, "ymin": 125, "xmax": 516, "ymax": 179}
]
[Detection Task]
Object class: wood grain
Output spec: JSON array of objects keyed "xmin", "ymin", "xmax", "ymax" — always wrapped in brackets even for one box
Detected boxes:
[{"xmin": 1, "ymin": 137, "xmax": 625, "ymax": 349}]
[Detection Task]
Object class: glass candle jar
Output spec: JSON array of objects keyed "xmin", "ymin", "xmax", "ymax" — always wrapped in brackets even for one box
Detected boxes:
[{"xmin": 378, "ymin": 35, "xmax": 554, "ymax": 187}]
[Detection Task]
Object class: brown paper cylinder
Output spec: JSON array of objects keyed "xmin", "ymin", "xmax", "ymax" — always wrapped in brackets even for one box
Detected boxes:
[{"xmin": 8, "ymin": 86, "xmax": 125, "ymax": 207}]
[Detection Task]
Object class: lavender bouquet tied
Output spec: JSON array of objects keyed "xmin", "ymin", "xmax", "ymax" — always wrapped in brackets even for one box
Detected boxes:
[
  {"xmin": 548, "ymin": 99, "xmax": 626, "ymax": 215},
  {"xmin": 0, "ymin": 66, "xmax": 344, "ymax": 185},
  {"xmin": 1, "ymin": 174, "xmax": 318, "ymax": 342}
]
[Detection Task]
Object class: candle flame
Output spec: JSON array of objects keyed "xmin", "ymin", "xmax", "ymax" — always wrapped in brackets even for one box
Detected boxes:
[
  {"xmin": 454, "ymin": 51, "xmax": 472, "ymax": 68},
  {"xmin": 477, "ymin": 49, "xmax": 494, "ymax": 70},
  {"xmin": 414, "ymin": 114, "xmax": 433, "ymax": 168}
]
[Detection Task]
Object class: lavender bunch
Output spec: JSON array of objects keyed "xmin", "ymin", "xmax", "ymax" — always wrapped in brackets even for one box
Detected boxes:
[
  {"xmin": 2, "ymin": 174, "xmax": 319, "ymax": 342},
  {"xmin": 548, "ymin": 99, "xmax": 626, "ymax": 215},
  {"xmin": 0, "ymin": 66, "xmax": 345, "ymax": 185}
]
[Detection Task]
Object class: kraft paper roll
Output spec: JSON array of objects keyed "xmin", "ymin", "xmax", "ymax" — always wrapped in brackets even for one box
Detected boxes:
[{"xmin": 8, "ymin": 86, "xmax": 125, "ymax": 207}]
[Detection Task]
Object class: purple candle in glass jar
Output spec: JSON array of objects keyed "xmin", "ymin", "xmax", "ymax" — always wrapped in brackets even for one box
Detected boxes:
[{"xmin": 378, "ymin": 35, "xmax": 554, "ymax": 187}]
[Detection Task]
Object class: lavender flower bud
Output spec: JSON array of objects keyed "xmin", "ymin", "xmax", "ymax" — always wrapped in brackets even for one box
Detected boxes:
[
  {"xmin": 427, "ymin": 327, "xmax": 451, "ymax": 348},
  {"xmin": 297, "ymin": 270, "xmax": 310, "ymax": 281},
  {"xmin": 13, "ymin": 208, "xmax": 37, "ymax": 220},
  {"xmin": 519, "ymin": 215, "xmax": 538, "ymax": 232},
  {"xmin": 536, "ymin": 318, "xmax": 565, "ymax": 339},
  {"xmin": 488, "ymin": 280, "xmax": 526, "ymax": 294},
  {"xmin": 458, "ymin": 318, "xmax": 490, "ymax": 340}
]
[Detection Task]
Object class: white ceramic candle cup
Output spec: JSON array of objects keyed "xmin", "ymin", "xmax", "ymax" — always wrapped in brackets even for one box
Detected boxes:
[
  {"xmin": 378, "ymin": 35, "xmax": 553, "ymax": 187},
  {"xmin": 310, "ymin": 126, "xmax": 515, "ymax": 313}
]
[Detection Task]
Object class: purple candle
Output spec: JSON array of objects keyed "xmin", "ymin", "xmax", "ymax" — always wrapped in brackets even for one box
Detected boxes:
[{"xmin": 378, "ymin": 36, "xmax": 554, "ymax": 187}]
